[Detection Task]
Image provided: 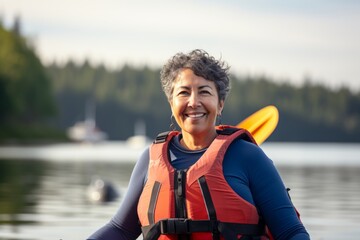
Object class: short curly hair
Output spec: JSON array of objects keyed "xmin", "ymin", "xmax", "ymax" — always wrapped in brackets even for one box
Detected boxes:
[{"xmin": 160, "ymin": 49, "xmax": 231, "ymax": 101}]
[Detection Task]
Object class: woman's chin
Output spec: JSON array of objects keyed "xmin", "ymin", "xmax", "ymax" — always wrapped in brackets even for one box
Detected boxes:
[{"xmin": 182, "ymin": 125, "xmax": 212, "ymax": 136}]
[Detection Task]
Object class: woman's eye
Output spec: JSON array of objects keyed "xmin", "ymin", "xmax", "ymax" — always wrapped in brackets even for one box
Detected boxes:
[
  {"xmin": 200, "ymin": 90, "xmax": 211, "ymax": 95},
  {"xmin": 177, "ymin": 91, "xmax": 189, "ymax": 96}
]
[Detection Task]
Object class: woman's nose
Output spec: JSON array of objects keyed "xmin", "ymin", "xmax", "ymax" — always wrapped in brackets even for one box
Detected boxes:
[{"xmin": 188, "ymin": 93, "xmax": 200, "ymax": 108}]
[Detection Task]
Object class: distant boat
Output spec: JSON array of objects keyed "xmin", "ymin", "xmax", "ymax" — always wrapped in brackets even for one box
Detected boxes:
[
  {"xmin": 67, "ymin": 120, "xmax": 108, "ymax": 143},
  {"xmin": 0, "ymin": 110, "xmax": 154, "ymax": 162},
  {"xmin": 67, "ymin": 99, "xmax": 108, "ymax": 142},
  {"xmin": 125, "ymin": 119, "xmax": 152, "ymax": 147}
]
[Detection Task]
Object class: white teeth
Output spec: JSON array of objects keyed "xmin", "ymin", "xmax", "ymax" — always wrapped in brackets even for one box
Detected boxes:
[{"xmin": 187, "ymin": 113, "xmax": 205, "ymax": 118}]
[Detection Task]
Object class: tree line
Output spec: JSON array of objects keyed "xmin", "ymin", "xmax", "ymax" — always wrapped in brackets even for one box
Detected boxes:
[
  {"xmin": 45, "ymin": 61, "xmax": 360, "ymax": 142},
  {"xmin": 1, "ymin": 23, "xmax": 359, "ymax": 142},
  {"xmin": 0, "ymin": 20, "xmax": 61, "ymax": 142}
]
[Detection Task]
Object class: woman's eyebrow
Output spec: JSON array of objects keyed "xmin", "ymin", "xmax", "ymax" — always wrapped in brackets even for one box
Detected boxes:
[
  {"xmin": 199, "ymin": 85, "xmax": 213, "ymax": 90},
  {"xmin": 175, "ymin": 85, "xmax": 213, "ymax": 90}
]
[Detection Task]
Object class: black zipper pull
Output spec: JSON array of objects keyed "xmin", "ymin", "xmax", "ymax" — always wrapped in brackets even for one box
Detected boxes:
[{"xmin": 177, "ymin": 170, "xmax": 184, "ymax": 197}]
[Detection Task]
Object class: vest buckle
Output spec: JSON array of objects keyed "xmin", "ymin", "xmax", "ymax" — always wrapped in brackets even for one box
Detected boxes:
[{"xmin": 159, "ymin": 218, "xmax": 190, "ymax": 234}]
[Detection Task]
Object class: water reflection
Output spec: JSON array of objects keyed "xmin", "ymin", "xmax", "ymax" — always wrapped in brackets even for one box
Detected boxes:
[
  {"xmin": 0, "ymin": 158, "xmax": 360, "ymax": 240},
  {"xmin": 0, "ymin": 159, "xmax": 134, "ymax": 240},
  {"xmin": 0, "ymin": 159, "xmax": 47, "ymax": 225},
  {"xmin": 278, "ymin": 166, "xmax": 360, "ymax": 239}
]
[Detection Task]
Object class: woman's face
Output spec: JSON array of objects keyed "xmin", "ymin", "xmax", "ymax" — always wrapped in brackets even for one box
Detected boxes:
[{"xmin": 170, "ymin": 68, "xmax": 224, "ymax": 138}]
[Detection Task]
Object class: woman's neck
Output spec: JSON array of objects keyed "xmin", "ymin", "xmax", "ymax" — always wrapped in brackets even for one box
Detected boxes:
[{"xmin": 180, "ymin": 130, "xmax": 218, "ymax": 150}]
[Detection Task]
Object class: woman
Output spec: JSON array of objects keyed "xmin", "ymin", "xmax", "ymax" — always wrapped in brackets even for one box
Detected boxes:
[{"xmin": 87, "ymin": 49, "xmax": 310, "ymax": 240}]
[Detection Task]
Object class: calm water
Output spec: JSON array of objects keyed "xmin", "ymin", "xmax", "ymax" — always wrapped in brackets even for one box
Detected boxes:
[{"xmin": 0, "ymin": 143, "xmax": 360, "ymax": 240}]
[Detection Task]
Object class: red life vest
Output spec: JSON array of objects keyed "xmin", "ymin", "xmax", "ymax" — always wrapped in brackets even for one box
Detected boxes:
[{"xmin": 137, "ymin": 126, "xmax": 270, "ymax": 240}]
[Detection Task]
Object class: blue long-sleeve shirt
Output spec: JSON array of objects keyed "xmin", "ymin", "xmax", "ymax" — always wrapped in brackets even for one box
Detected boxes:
[{"xmin": 88, "ymin": 136, "xmax": 310, "ymax": 240}]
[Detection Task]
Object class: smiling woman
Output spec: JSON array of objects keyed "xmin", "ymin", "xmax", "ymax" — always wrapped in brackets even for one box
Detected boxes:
[
  {"xmin": 87, "ymin": 49, "xmax": 310, "ymax": 240},
  {"xmin": 160, "ymin": 50, "xmax": 230, "ymax": 150},
  {"xmin": 169, "ymin": 69, "xmax": 224, "ymax": 149}
]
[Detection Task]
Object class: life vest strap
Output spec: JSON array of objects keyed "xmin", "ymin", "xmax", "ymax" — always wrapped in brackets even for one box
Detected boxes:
[
  {"xmin": 154, "ymin": 131, "xmax": 170, "ymax": 144},
  {"xmin": 142, "ymin": 218, "xmax": 265, "ymax": 240},
  {"xmin": 216, "ymin": 126, "xmax": 239, "ymax": 135},
  {"xmin": 154, "ymin": 126, "xmax": 250, "ymax": 144}
]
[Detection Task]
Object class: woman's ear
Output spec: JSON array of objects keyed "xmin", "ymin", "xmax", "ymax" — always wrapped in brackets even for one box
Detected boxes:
[
  {"xmin": 169, "ymin": 99, "xmax": 174, "ymax": 110},
  {"xmin": 218, "ymin": 100, "xmax": 224, "ymax": 114}
]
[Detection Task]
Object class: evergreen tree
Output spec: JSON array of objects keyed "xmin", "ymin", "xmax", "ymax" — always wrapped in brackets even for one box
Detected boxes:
[{"xmin": 0, "ymin": 23, "xmax": 56, "ymax": 124}]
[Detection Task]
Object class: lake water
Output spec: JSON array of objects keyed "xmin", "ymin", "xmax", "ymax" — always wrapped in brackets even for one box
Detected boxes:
[{"xmin": 0, "ymin": 143, "xmax": 360, "ymax": 240}]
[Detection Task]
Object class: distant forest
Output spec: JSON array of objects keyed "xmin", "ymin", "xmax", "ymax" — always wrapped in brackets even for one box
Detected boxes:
[
  {"xmin": 1, "ymin": 21, "xmax": 360, "ymax": 143},
  {"xmin": 45, "ymin": 61, "xmax": 360, "ymax": 142}
]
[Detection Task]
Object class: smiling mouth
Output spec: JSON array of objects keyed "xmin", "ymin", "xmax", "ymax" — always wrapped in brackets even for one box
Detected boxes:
[{"xmin": 185, "ymin": 113, "xmax": 206, "ymax": 118}]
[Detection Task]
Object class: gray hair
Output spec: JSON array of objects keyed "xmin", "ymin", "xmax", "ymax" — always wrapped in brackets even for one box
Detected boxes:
[{"xmin": 160, "ymin": 49, "xmax": 231, "ymax": 101}]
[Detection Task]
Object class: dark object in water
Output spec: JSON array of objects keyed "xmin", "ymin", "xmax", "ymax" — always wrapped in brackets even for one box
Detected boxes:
[{"xmin": 87, "ymin": 176, "xmax": 119, "ymax": 203}]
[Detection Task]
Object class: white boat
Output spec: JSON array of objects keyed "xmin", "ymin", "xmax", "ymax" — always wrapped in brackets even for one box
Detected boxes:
[
  {"xmin": 67, "ymin": 99, "xmax": 107, "ymax": 143},
  {"xmin": 0, "ymin": 118, "xmax": 152, "ymax": 162},
  {"xmin": 67, "ymin": 120, "xmax": 108, "ymax": 142},
  {"xmin": 125, "ymin": 120, "xmax": 152, "ymax": 148}
]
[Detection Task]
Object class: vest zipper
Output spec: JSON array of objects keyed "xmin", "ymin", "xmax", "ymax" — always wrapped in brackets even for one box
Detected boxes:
[
  {"xmin": 175, "ymin": 169, "xmax": 189, "ymax": 240},
  {"xmin": 175, "ymin": 169, "xmax": 187, "ymax": 218}
]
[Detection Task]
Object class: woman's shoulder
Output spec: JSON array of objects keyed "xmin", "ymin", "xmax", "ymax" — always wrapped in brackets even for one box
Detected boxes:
[
  {"xmin": 226, "ymin": 138, "xmax": 272, "ymax": 165},
  {"xmin": 133, "ymin": 147, "xmax": 150, "ymax": 176},
  {"xmin": 228, "ymin": 137, "xmax": 262, "ymax": 154}
]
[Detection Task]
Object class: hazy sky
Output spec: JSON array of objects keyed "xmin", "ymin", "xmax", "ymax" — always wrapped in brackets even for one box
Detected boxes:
[{"xmin": 1, "ymin": 0, "xmax": 360, "ymax": 91}]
